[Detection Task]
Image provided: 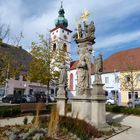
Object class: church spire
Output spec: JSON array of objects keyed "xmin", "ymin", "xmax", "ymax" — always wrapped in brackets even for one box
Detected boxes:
[{"xmin": 55, "ymin": 1, "xmax": 68, "ymax": 28}]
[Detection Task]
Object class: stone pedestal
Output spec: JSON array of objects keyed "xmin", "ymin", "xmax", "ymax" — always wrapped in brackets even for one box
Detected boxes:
[
  {"xmin": 56, "ymin": 85, "xmax": 67, "ymax": 116},
  {"xmin": 71, "ymin": 88, "xmax": 91, "ymax": 121},
  {"xmin": 91, "ymin": 83, "xmax": 108, "ymax": 129}
]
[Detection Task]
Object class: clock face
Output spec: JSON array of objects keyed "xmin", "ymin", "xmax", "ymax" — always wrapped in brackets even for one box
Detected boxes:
[{"xmin": 63, "ymin": 34, "xmax": 67, "ymax": 40}]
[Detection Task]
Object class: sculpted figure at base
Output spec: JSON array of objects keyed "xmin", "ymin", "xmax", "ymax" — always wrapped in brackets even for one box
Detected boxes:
[
  {"xmin": 59, "ymin": 61, "xmax": 68, "ymax": 86},
  {"xmin": 94, "ymin": 53, "xmax": 103, "ymax": 83},
  {"xmin": 57, "ymin": 61, "xmax": 68, "ymax": 97}
]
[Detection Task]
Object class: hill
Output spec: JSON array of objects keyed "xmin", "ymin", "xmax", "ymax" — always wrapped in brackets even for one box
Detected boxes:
[{"xmin": 0, "ymin": 42, "xmax": 32, "ymax": 72}]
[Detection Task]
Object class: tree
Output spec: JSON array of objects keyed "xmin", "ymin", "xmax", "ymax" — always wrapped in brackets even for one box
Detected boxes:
[
  {"xmin": 120, "ymin": 57, "xmax": 140, "ymax": 108},
  {"xmin": 0, "ymin": 22, "xmax": 10, "ymax": 40},
  {"xmin": 0, "ymin": 54, "xmax": 24, "ymax": 85},
  {"xmin": 0, "ymin": 54, "xmax": 23, "ymax": 85},
  {"xmin": 28, "ymin": 35, "xmax": 69, "ymax": 94}
]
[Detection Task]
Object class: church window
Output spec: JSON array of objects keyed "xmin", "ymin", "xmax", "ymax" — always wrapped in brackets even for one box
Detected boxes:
[
  {"xmin": 63, "ymin": 43, "xmax": 67, "ymax": 52},
  {"xmin": 67, "ymin": 32, "xmax": 69, "ymax": 35},
  {"xmin": 53, "ymin": 43, "xmax": 56, "ymax": 52},
  {"xmin": 62, "ymin": 30, "xmax": 64, "ymax": 33},
  {"xmin": 70, "ymin": 73, "xmax": 74, "ymax": 90}
]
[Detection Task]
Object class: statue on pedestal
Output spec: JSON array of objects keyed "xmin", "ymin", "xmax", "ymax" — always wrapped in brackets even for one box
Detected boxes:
[
  {"xmin": 73, "ymin": 10, "xmax": 96, "ymax": 95},
  {"xmin": 59, "ymin": 61, "xmax": 68, "ymax": 86},
  {"xmin": 57, "ymin": 61, "xmax": 68, "ymax": 97}
]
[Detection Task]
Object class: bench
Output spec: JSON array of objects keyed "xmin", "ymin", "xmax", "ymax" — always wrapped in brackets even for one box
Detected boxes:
[{"xmin": 20, "ymin": 103, "xmax": 47, "ymax": 114}]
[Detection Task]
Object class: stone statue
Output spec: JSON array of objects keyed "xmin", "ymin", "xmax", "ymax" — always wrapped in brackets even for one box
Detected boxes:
[
  {"xmin": 88, "ymin": 21, "xmax": 95, "ymax": 40},
  {"xmin": 59, "ymin": 61, "xmax": 68, "ymax": 86},
  {"xmin": 73, "ymin": 23, "xmax": 83, "ymax": 41},
  {"xmin": 77, "ymin": 47, "xmax": 90, "ymax": 95},
  {"xmin": 94, "ymin": 53, "xmax": 103, "ymax": 83},
  {"xmin": 73, "ymin": 20, "xmax": 95, "ymax": 44}
]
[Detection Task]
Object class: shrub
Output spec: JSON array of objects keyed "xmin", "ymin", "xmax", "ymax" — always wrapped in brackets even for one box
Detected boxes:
[
  {"xmin": 0, "ymin": 105, "xmax": 20, "ymax": 117},
  {"xmin": 106, "ymin": 105, "xmax": 140, "ymax": 116},
  {"xmin": 59, "ymin": 116, "xmax": 100, "ymax": 140}
]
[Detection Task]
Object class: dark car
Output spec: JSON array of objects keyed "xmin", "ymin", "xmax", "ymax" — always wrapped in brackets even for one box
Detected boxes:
[
  {"xmin": 2, "ymin": 94, "xmax": 14, "ymax": 103},
  {"xmin": 2, "ymin": 94, "xmax": 26, "ymax": 104},
  {"xmin": 33, "ymin": 92, "xmax": 47, "ymax": 103},
  {"xmin": 128, "ymin": 98, "xmax": 140, "ymax": 107}
]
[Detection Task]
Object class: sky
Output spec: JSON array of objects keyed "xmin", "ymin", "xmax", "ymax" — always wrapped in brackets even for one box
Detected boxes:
[{"xmin": 0, "ymin": 0, "xmax": 140, "ymax": 60}]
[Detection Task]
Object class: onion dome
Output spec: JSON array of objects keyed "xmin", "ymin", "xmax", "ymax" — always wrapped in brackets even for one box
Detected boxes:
[{"xmin": 55, "ymin": 2, "xmax": 68, "ymax": 28}]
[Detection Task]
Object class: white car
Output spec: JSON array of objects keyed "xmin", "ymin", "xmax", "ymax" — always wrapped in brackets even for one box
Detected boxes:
[{"xmin": 106, "ymin": 98, "xmax": 115, "ymax": 105}]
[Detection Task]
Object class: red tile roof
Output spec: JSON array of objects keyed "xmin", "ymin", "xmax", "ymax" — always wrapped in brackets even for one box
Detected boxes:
[
  {"xmin": 70, "ymin": 47, "xmax": 140, "ymax": 73},
  {"xmin": 103, "ymin": 47, "xmax": 140, "ymax": 72}
]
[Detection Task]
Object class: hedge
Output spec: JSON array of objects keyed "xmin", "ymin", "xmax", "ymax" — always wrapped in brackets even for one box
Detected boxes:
[
  {"xmin": 106, "ymin": 105, "xmax": 140, "ymax": 116},
  {"xmin": 0, "ymin": 104, "xmax": 52, "ymax": 117}
]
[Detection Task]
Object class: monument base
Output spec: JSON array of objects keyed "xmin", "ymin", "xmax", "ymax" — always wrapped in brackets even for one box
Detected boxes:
[
  {"xmin": 71, "ymin": 97, "xmax": 91, "ymax": 120},
  {"xmin": 90, "ymin": 83, "xmax": 108, "ymax": 130},
  {"xmin": 56, "ymin": 97, "xmax": 66, "ymax": 116},
  {"xmin": 56, "ymin": 84, "xmax": 67, "ymax": 116}
]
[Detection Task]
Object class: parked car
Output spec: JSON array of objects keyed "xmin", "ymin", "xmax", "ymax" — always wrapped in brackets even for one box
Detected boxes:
[
  {"xmin": 2, "ymin": 94, "xmax": 14, "ymax": 103},
  {"xmin": 48, "ymin": 94, "xmax": 56, "ymax": 102},
  {"xmin": 33, "ymin": 92, "xmax": 47, "ymax": 103},
  {"xmin": 127, "ymin": 98, "xmax": 140, "ymax": 107},
  {"xmin": 21, "ymin": 95, "xmax": 36, "ymax": 103},
  {"xmin": 106, "ymin": 98, "xmax": 115, "ymax": 105},
  {"xmin": 2, "ymin": 94, "xmax": 26, "ymax": 104}
]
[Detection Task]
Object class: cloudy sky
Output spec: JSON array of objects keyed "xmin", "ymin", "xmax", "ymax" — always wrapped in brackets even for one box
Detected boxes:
[{"xmin": 0, "ymin": 0, "xmax": 140, "ymax": 60}]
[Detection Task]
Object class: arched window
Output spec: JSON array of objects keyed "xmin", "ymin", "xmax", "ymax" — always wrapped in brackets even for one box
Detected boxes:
[
  {"xmin": 53, "ymin": 43, "xmax": 56, "ymax": 52},
  {"xmin": 63, "ymin": 43, "xmax": 67, "ymax": 52},
  {"xmin": 70, "ymin": 73, "xmax": 73, "ymax": 90}
]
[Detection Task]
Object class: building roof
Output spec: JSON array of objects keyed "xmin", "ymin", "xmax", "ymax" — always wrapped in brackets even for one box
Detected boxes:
[
  {"xmin": 50, "ymin": 25, "xmax": 72, "ymax": 33},
  {"xmin": 70, "ymin": 47, "xmax": 140, "ymax": 73},
  {"xmin": 103, "ymin": 47, "xmax": 140, "ymax": 72}
]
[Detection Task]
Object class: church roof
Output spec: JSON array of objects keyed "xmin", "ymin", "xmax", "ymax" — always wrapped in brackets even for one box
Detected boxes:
[
  {"xmin": 70, "ymin": 47, "xmax": 140, "ymax": 73},
  {"xmin": 50, "ymin": 25, "xmax": 72, "ymax": 33}
]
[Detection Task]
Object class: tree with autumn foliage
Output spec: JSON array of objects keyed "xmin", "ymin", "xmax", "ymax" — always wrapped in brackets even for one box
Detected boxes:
[
  {"xmin": 0, "ymin": 54, "xmax": 23, "ymax": 85},
  {"xmin": 28, "ymin": 35, "xmax": 69, "ymax": 94}
]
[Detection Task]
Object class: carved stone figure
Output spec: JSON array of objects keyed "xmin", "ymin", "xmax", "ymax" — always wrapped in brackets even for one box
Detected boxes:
[
  {"xmin": 73, "ymin": 20, "xmax": 95, "ymax": 44},
  {"xmin": 88, "ymin": 21, "xmax": 95, "ymax": 40},
  {"xmin": 94, "ymin": 53, "xmax": 103, "ymax": 83},
  {"xmin": 73, "ymin": 23, "xmax": 83, "ymax": 40},
  {"xmin": 59, "ymin": 61, "xmax": 68, "ymax": 86},
  {"xmin": 77, "ymin": 47, "xmax": 90, "ymax": 95}
]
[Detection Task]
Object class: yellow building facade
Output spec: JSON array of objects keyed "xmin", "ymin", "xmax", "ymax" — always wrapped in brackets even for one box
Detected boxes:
[{"xmin": 120, "ymin": 71, "xmax": 140, "ymax": 105}]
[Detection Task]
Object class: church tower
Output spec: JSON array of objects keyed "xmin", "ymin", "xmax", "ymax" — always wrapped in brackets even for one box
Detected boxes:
[{"xmin": 50, "ymin": 2, "xmax": 72, "ymax": 66}]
